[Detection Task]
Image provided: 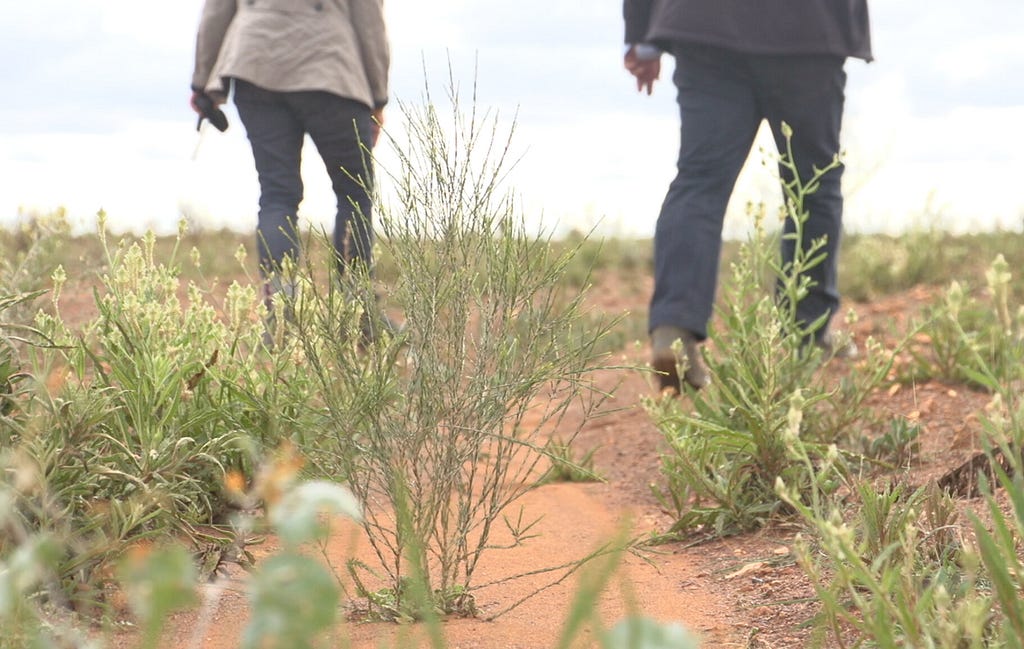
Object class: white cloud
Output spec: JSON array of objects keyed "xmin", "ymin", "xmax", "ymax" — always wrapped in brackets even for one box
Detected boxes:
[
  {"xmin": 99, "ymin": 1, "xmax": 201, "ymax": 52},
  {"xmin": 932, "ymin": 33, "xmax": 1024, "ymax": 85},
  {"xmin": 1, "ymin": 1, "xmax": 1023, "ymax": 242}
]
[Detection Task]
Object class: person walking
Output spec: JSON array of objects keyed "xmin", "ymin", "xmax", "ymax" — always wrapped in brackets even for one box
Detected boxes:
[
  {"xmin": 623, "ymin": 1, "xmax": 872, "ymax": 392},
  {"xmin": 190, "ymin": 0, "xmax": 390, "ymax": 337}
]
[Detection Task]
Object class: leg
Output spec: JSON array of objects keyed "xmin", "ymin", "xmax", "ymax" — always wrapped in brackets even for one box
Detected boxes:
[
  {"xmin": 289, "ymin": 91, "xmax": 374, "ymax": 276},
  {"xmin": 650, "ymin": 45, "xmax": 763, "ymax": 340},
  {"xmin": 757, "ymin": 55, "xmax": 847, "ymax": 336},
  {"xmin": 233, "ymin": 80, "xmax": 306, "ymax": 277}
]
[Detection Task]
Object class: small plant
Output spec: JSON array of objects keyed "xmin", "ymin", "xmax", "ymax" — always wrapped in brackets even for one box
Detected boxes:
[
  {"xmin": 650, "ymin": 132, "xmax": 891, "ymax": 537},
  {"xmin": 860, "ymin": 416, "xmax": 921, "ymax": 467},
  {"xmin": 782, "ymin": 482, "xmax": 982, "ymax": 648},
  {"xmin": 541, "ymin": 437, "xmax": 603, "ymax": 484},
  {"xmin": 0, "ymin": 209, "xmax": 71, "ymax": 325},
  {"xmin": 783, "ymin": 328, "xmax": 1024, "ymax": 647},
  {"xmin": 915, "ymin": 255, "xmax": 1024, "ymax": 389}
]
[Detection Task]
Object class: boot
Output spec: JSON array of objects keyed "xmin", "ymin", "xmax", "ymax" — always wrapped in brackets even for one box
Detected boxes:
[{"xmin": 651, "ymin": 325, "xmax": 710, "ymax": 392}]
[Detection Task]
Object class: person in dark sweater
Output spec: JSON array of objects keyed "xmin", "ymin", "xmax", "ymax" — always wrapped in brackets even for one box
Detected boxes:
[{"xmin": 623, "ymin": 0, "xmax": 872, "ymax": 392}]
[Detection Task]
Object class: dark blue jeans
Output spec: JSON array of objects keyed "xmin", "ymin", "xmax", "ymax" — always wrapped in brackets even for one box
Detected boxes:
[
  {"xmin": 649, "ymin": 44, "xmax": 847, "ymax": 340},
  {"xmin": 233, "ymin": 79, "xmax": 374, "ymax": 279}
]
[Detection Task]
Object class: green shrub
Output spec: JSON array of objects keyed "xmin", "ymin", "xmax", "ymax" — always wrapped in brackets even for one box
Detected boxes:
[
  {"xmin": 287, "ymin": 85, "xmax": 617, "ymax": 617},
  {"xmin": 651, "ymin": 134, "xmax": 892, "ymax": 537},
  {"xmin": 0, "ymin": 220, "xmax": 322, "ymax": 618}
]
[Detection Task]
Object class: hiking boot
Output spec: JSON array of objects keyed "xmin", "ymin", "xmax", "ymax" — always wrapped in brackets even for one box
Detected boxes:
[
  {"xmin": 816, "ymin": 330, "xmax": 858, "ymax": 360},
  {"xmin": 651, "ymin": 325, "xmax": 710, "ymax": 392},
  {"xmin": 360, "ymin": 309, "xmax": 404, "ymax": 346}
]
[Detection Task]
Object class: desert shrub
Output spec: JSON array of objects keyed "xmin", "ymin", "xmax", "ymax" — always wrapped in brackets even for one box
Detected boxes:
[
  {"xmin": 287, "ymin": 84, "xmax": 616, "ymax": 616},
  {"xmin": 0, "ymin": 220, "xmax": 320, "ymax": 615},
  {"xmin": 651, "ymin": 132, "xmax": 893, "ymax": 537}
]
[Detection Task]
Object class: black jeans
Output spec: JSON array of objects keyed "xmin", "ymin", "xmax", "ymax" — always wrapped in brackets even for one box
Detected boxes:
[
  {"xmin": 649, "ymin": 44, "xmax": 847, "ymax": 340},
  {"xmin": 233, "ymin": 79, "xmax": 375, "ymax": 279}
]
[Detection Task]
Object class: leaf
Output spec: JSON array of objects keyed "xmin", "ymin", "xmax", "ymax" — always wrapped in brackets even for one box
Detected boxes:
[
  {"xmin": 269, "ymin": 480, "xmax": 363, "ymax": 548},
  {"xmin": 117, "ymin": 544, "xmax": 197, "ymax": 645},
  {"xmin": 242, "ymin": 553, "xmax": 339, "ymax": 649},
  {"xmin": 602, "ymin": 617, "xmax": 700, "ymax": 649},
  {"xmin": 0, "ymin": 536, "xmax": 60, "ymax": 616}
]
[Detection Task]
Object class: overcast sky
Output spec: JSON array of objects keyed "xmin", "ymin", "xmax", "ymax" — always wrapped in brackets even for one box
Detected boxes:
[{"xmin": 2, "ymin": 1, "xmax": 1023, "ymax": 239}]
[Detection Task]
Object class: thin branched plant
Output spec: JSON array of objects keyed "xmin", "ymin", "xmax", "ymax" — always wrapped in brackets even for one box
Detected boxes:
[{"xmin": 290, "ymin": 78, "xmax": 617, "ymax": 616}]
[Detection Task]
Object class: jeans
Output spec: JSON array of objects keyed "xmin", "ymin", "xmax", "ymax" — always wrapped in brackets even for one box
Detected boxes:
[
  {"xmin": 233, "ymin": 79, "xmax": 375, "ymax": 278},
  {"xmin": 649, "ymin": 44, "xmax": 847, "ymax": 340}
]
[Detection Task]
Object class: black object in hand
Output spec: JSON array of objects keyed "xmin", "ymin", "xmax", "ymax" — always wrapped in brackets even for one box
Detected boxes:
[{"xmin": 194, "ymin": 92, "xmax": 229, "ymax": 132}]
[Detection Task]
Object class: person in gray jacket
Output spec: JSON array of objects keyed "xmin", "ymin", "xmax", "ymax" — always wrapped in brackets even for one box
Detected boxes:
[
  {"xmin": 191, "ymin": 0, "xmax": 389, "ymax": 327},
  {"xmin": 623, "ymin": 0, "xmax": 871, "ymax": 392}
]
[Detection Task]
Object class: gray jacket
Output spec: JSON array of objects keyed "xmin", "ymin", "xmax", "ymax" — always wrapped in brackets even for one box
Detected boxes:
[
  {"xmin": 624, "ymin": 0, "xmax": 872, "ymax": 61},
  {"xmin": 192, "ymin": 0, "xmax": 390, "ymax": 109}
]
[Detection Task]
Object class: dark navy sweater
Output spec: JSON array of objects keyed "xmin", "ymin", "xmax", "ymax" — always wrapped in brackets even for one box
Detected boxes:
[{"xmin": 624, "ymin": 0, "xmax": 872, "ymax": 61}]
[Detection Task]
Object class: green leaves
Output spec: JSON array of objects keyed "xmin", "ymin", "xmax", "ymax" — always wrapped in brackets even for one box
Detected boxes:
[
  {"xmin": 0, "ymin": 535, "xmax": 61, "ymax": 618},
  {"xmin": 293, "ymin": 80, "xmax": 616, "ymax": 616},
  {"xmin": 242, "ymin": 553, "xmax": 340, "ymax": 649},
  {"xmin": 118, "ymin": 544, "xmax": 197, "ymax": 649},
  {"xmin": 269, "ymin": 480, "xmax": 363, "ymax": 548},
  {"xmin": 603, "ymin": 617, "xmax": 700, "ymax": 649}
]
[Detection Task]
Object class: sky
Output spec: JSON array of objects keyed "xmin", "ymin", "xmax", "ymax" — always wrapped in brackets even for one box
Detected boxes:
[{"xmin": 1, "ymin": 1, "xmax": 1023, "ymax": 240}]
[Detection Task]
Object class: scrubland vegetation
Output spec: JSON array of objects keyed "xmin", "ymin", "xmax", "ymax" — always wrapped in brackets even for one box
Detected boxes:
[{"xmin": 4, "ymin": 96, "xmax": 1024, "ymax": 648}]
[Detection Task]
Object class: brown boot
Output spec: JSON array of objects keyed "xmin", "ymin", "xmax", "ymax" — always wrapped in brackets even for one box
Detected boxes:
[
  {"xmin": 816, "ymin": 330, "xmax": 859, "ymax": 360},
  {"xmin": 651, "ymin": 326, "xmax": 710, "ymax": 392}
]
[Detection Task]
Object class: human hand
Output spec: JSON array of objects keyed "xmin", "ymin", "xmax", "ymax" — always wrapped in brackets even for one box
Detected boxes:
[
  {"xmin": 370, "ymin": 107, "xmax": 384, "ymax": 147},
  {"xmin": 190, "ymin": 90, "xmax": 224, "ymax": 115},
  {"xmin": 624, "ymin": 45, "xmax": 661, "ymax": 95},
  {"xmin": 191, "ymin": 90, "xmax": 228, "ymax": 132}
]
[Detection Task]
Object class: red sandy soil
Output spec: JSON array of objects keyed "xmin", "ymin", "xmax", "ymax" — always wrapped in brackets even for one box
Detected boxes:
[{"xmin": 85, "ymin": 272, "xmax": 991, "ymax": 649}]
